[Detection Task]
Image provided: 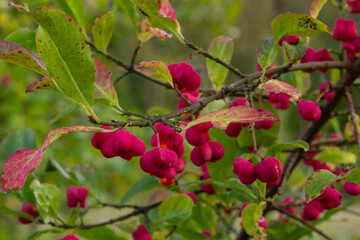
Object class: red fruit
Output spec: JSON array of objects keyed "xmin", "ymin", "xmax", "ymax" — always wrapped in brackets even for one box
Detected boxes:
[
  {"xmin": 315, "ymin": 48, "xmax": 333, "ymax": 73},
  {"xmin": 159, "ymin": 178, "xmax": 175, "ymax": 186},
  {"xmin": 129, "ymin": 135, "xmax": 147, "ymax": 157},
  {"xmin": 300, "ymin": 47, "xmax": 317, "ymax": 73},
  {"xmin": 344, "ymin": 181, "xmax": 360, "ymax": 196},
  {"xmin": 225, "ymin": 123, "xmax": 243, "ymax": 137},
  {"xmin": 347, "ymin": 0, "xmax": 360, "ymax": 13},
  {"xmin": 17, "ymin": 202, "xmax": 38, "ymax": 224},
  {"xmin": 176, "ymin": 92, "xmax": 200, "ymax": 110},
  {"xmin": 208, "ymin": 141, "xmax": 224, "ymax": 162},
  {"xmin": 168, "ymin": 62, "xmax": 201, "ymax": 91},
  {"xmin": 312, "ymin": 161, "xmax": 331, "ymax": 172},
  {"xmin": 319, "ymin": 82, "xmax": 335, "ymax": 102},
  {"xmin": 59, "ymin": 235, "xmax": 79, "ymax": 240},
  {"xmin": 229, "ymin": 97, "xmax": 249, "ymax": 107},
  {"xmin": 200, "ymin": 165, "xmax": 216, "ymax": 194},
  {"xmin": 333, "ymin": 18, "xmax": 358, "ymax": 41},
  {"xmin": 91, "ymin": 126, "xmax": 114, "ymax": 150},
  {"xmin": 301, "ymin": 199, "xmax": 324, "ymax": 221},
  {"xmin": 67, "ymin": 186, "xmax": 89, "ymax": 208},
  {"xmin": 202, "ymin": 231, "xmax": 212, "ymax": 237},
  {"xmin": 190, "ymin": 143, "xmax": 212, "ymax": 166},
  {"xmin": 257, "ymin": 216, "xmax": 268, "ymax": 229},
  {"xmin": 232, "ymin": 158, "xmax": 256, "ymax": 185},
  {"xmin": 298, "ymin": 100, "xmax": 322, "ymax": 122},
  {"xmin": 254, "ymin": 109, "xmax": 274, "ymax": 130},
  {"xmin": 185, "ymin": 122, "xmax": 212, "ymax": 146},
  {"xmin": 255, "ymin": 157, "xmax": 283, "ymax": 189},
  {"xmin": 174, "ymin": 158, "xmax": 185, "ymax": 174},
  {"xmin": 132, "ymin": 225, "xmax": 153, "ymax": 240},
  {"xmin": 278, "ymin": 196, "xmax": 297, "ymax": 215},
  {"xmin": 278, "ymin": 35, "xmax": 300, "ymax": 46},
  {"xmin": 315, "ymin": 187, "xmax": 342, "ymax": 210},
  {"xmin": 268, "ymin": 92, "xmax": 290, "ymax": 110}
]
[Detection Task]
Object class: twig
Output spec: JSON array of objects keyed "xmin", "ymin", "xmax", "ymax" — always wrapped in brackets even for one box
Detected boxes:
[
  {"xmin": 274, "ymin": 207, "xmax": 333, "ymax": 240},
  {"xmin": 344, "ymin": 87, "xmax": 360, "ymax": 163},
  {"xmin": 114, "ymin": 72, "xmax": 130, "ymax": 85},
  {"xmin": 131, "ymin": 41, "xmax": 142, "ymax": 66}
]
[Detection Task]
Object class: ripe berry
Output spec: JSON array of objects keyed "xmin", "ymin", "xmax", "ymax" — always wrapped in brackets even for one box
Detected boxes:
[
  {"xmin": 254, "ymin": 109, "xmax": 274, "ymax": 130},
  {"xmin": 347, "ymin": 0, "xmax": 360, "ymax": 13},
  {"xmin": 159, "ymin": 178, "xmax": 175, "ymax": 186},
  {"xmin": 278, "ymin": 35, "xmax": 300, "ymax": 46},
  {"xmin": 59, "ymin": 235, "xmax": 79, "ymax": 240},
  {"xmin": 344, "ymin": 181, "xmax": 360, "ymax": 196},
  {"xmin": 268, "ymin": 92, "xmax": 290, "ymax": 110},
  {"xmin": 298, "ymin": 100, "xmax": 322, "ymax": 122},
  {"xmin": 191, "ymin": 142, "xmax": 212, "ymax": 166},
  {"xmin": 17, "ymin": 202, "xmax": 39, "ymax": 224},
  {"xmin": 67, "ymin": 186, "xmax": 89, "ymax": 208},
  {"xmin": 257, "ymin": 216, "xmax": 268, "ymax": 229},
  {"xmin": 168, "ymin": 62, "xmax": 201, "ymax": 91},
  {"xmin": 319, "ymin": 82, "xmax": 335, "ymax": 102},
  {"xmin": 333, "ymin": 18, "xmax": 358, "ymax": 41},
  {"xmin": 301, "ymin": 47, "xmax": 317, "ymax": 73},
  {"xmin": 229, "ymin": 97, "xmax": 249, "ymax": 108},
  {"xmin": 91, "ymin": 125, "xmax": 114, "ymax": 150},
  {"xmin": 101, "ymin": 130, "xmax": 132, "ymax": 158},
  {"xmin": 301, "ymin": 199, "xmax": 324, "ymax": 221},
  {"xmin": 315, "ymin": 186, "xmax": 342, "ymax": 210},
  {"xmin": 255, "ymin": 157, "xmax": 283, "ymax": 189},
  {"xmin": 185, "ymin": 122, "xmax": 212, "ymax": 146},
  {"xmin": 232, "ymin": 158, "xmax": 256, "ymax": 185},
  {"xmin": 132, "ymin": 225, "xmax": 153, "ymax": 240}
]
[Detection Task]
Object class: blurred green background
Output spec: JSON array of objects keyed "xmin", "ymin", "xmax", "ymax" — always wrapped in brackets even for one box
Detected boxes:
[{"xmin": 0, "ymin": 0, "xmax": 360, "ymax": 239}]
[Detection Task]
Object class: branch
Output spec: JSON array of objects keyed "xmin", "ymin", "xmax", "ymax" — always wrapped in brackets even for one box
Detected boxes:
[
  {"xmin": 273, "ymin": 207, "xmax": 333, "ymax": 240},
  {"xmin": 344, "ymin": 87, "xmax": 360, "ymax": 163}
]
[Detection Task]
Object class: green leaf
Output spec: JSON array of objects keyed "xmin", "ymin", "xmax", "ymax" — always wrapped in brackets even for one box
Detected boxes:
[
  {"xmin": 55, "ymin": 0, "xmax": 86, "ymax": 32},
  {"xmin": 0, "ymin": 40, "xmax": 49, "ymax": 77},
  {"xmin": 92, "ymin": 11, "xmax": 115, "ymax": 53},
  {"xmin": 113, "ymin": 0, "xmax": 140, "ymax": 33},
  {"xmin": 271, "ymin": 12, "xmax": 332, "ymax": 42},
  {"xmin": 24, "ymin": 229, "xmax": 61, "ymax": 240},
  {"xmin": 304, "ymin": 169, "xmax": 341, "ymax": 202},
  {"xmin": 315, "ymin": 147, "xmax": 357, "ymax": 165},
  {"xmin": 50, "ymin": 102, "xmax": 79, "ymax": 124},
  {"xmin": 132, "ymin": 0, "xmax": 183, "ymax": 40},
  {"xmin": 136, "ymin": 60, "xmax": 173, "ymax": 87},
  {"xmin": 257, "ymin": 38, "xmax": 278, "ymax": 73},
  {"xmin": 77, "ymin": 226, "xmax": 126, "ymax": 240},
  {"xmin": 283, "ymin": 37, "xmax": 307, "ymax": 62},
  {"xmin": 25, "ymin": 77, "xmax": 59, "ymax": 93},
  {"xmin": 0, "ymin": 128, "xmax": 36, "ymax": 164},
  {"xmin": 310, "ymin": 0, "xmax": 328, "ymax": 19},
  {"xmin": 5, "ymin": 28, "xmax": 37, "ymax": 52},
  {"xmin": 185, "ymin": 105, "xmax": 280, "ymax": 130},
  {"xmin": 30, "ymin": 179, "xmax": 61, "ymax": 221},
  {"xmin": 227, "ymin": 178, "xmax": 257, "ymax": 201},
  {"xmin": 158, "ymin": 194, "xmax": 194, "ymax": 224},
  {"xmin": 343, "ymin": 167, "xmax": 360, "ymax": 185},
  {"xmin": 120, "ymin": 176, "xmax": 159, "ymax": 204},
  {"xmin": 241, "ymin": 203, "xmax": 263, "ymax": 236},
  {"xmin": 10, "ymin": 3, "xmax": 97, "ymax": 118},
  {"xmin": 189, "ymin": 201, "xmax": 215, "ymax": 231},
  {"xmin": 206, "ymin": 36, "xmax": 235, "ymax": 90},
  {"xmin": 265, "ymin": 140, "xmax": 309, "ymax": 157}
]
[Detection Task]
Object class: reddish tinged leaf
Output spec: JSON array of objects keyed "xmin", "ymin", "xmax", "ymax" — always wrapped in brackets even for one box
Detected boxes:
[
  {"xmin": 138, "ymin": 19, "xmax": 173, "ymax": 42},
  {"xmin": 94, "ymin": 59, "xmax": 120, "ymax": 108},
  {"xmin": 310, "ymin": 0, "xmax": 328, "ymax": 19},
  {"xmin": 0, "ymin": 40, "xmax": 49, "ymax": 77},
  {"xmin": 259, "ymin": 79, "xmax": 302, "ymax": 102},
  {"xmin": 25, "ymin": 77, "xmax": 59, "ymax": 93},
  {"xmin": 1, "ymin": 126, "xmax": 104, "ymax": 193},
  {"xmin": 136, "ymin": 60, "xmax": 173, "ymax": 86},
  {"xmin": 185, "ymin": 105, "xmax": 281, "ymax": 130}
]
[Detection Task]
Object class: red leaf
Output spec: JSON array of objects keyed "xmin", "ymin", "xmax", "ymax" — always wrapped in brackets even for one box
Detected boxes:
[
  {"xmin": 1, "ymin": 126, "xmax": 104, "ymax": 193},
  {"xmin": 25, "ymin": 77, "xmax": 58, "ymax": 93},
  {"xmin": 259, "ymin": 79, "xmax": 302, "ymax": 102},
  {"xmin": 185, "ymin": 105, "xmax": 281, "ymax": 130}
]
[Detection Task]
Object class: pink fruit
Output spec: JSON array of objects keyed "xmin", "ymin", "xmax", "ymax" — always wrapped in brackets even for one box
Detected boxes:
[
  {"xmin": 59, "ymin": 235, "xmax": 79, "ymax": 240},
  {"xmin": 190, "ymin": 142, "xmax": 212, "ymax": 166},
  {"xmin": 278, "ymin": 35, "xmax": 300, "ymax": 46},
  {"xmin": 315, "ymin": 48, "xmax": 333, "ymax": 73},
  {"xmin": 168, "ymin": 62, "xmax": 201, "ymax": 91},
  {"xmin": 232, "ymin": 158, "xmax": 256, "ymax": 185},
  {"xmin": 298, "ymin": 100, "xmax": 322, "ymax": 122},
  {"xmin": 344, "ymin": 181, "xmax": 360, "ymax": 196},
  {"xmin": 278, "ymin": 196, "xmax": 297, "ymax": 214},
  {"xmin": 132, "ymin": 225, "xmax": 153, "ymax": 240},
  {"xmin": 208, "ymin": 141, "xmax": 224, "ymax": 162},
  {"xmin": 200, "ymin": 165, "xmax": 216, "ymax": 194},
  {"xmin": 268, "ymin": 92, "xmax": 290, "ymax": 110},
  {"xmin": 347, "ymin": 0, "xmax": 360, "ymax": 13},
  {"xmin": 254, "ymin": 109, "xmax": 274, "ymax": 130},
  {"xmin": 301, "ymin": 199, "xmax": 324, "ymax": 221},
  {"xmin": 315, "ymin": 187, "xmax": 342, "ymax": 210},
  {"xmin": 17, "ymin": 202, "xmax": 38, "ymax": 224},
  {"xmin": 257, "ymin": 216, "xmax": 268, "ymax": 229},
  {"xmin": 255, "ymin": 157, "xmax": 283, "ymax": 189},
  {"xmin": 67, "ymin": 186, "xmax": 89, "ymax": 208},
  {"xmin": 91, "ymin": 125, "xmax": 114, "ymax": 150},
  {"xmin": 301, "ymin": 47, "xmax": 317, "ymax": 73},
  {"xmin": 229, "ymin": 97, "xmax": 249, "ymax": 108},
  {"xmin": 333, "ymin": 18, "xmax": 358, "ymax": 41},
  {"xmin": 185, "ymin": 122, "xmax": 212, "ymax": 146},
  {"xmin": 225, "ymin": 123, "xmax": 243, "ymax": 137}
]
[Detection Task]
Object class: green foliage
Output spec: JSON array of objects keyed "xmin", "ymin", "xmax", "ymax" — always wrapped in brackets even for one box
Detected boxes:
[
  {"xmin": 257, "ymin": 38, "xmax": 278, "ymax": 74},
  {"xmin": 304, "ymin": 170, "xmax": 341, "ymax": 202},
  {"xmin": 120, "ymin": 175, "xmax": 159, "ymax": 204},
  {"xmin": 158, "ymin": 194, "xmax": 194, "ymax": 224},
  {"xmin": 265, "ymin": 140, "xmax": 309, "ymax": 157},
  {"xmin": 92, "ymin": 11, "xmax": 115, "ymax": 53},
  {"xmin": 315, "ymin": 147, "xmax": 357, "ymax": 165},
  {"xmin": 343, "ymin": 167, "xmax": 360, "ymax": 185},
  {"xmin": 77, "ymin": 226, "xmax": 126, "ymax": 240}
]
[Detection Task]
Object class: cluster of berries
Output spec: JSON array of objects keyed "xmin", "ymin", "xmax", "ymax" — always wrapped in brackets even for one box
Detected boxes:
[
  {"xmin": 91, "ymin": 126, "xmax": 146, "ymax": 160},
  {"xmin": 233, "ymin": 157, "xmax": 283, "ymax": 189},
  {"xmin": 300, "ymin": 47, "xmax": 333, "ymax": 73},
  {"xmin": 302, "ymin": 186, "xmax": 342, "ymax": 221},
  {"xmin": 333, "ymin": 18, "xmax": 359, "ymax": 61},
  {"xmin": 140, "ymin": 122, "xmax": 185, "ymax": 185},
  {"xmin": 168, "ymin": 62, "xmax": 202, "ymax": 122},
  {"xmin": 185, "ymin": 122, "xmax": 224, "ymax": 166}
]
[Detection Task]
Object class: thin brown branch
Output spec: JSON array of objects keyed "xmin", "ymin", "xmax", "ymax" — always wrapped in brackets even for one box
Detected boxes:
[
  {"xmin": 273, "ymin": 207, "xmax": 333, "ymax": 240},
  {"xmin": 344, "ymin": 87, "xmax": 360, "ymax": 163}
]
